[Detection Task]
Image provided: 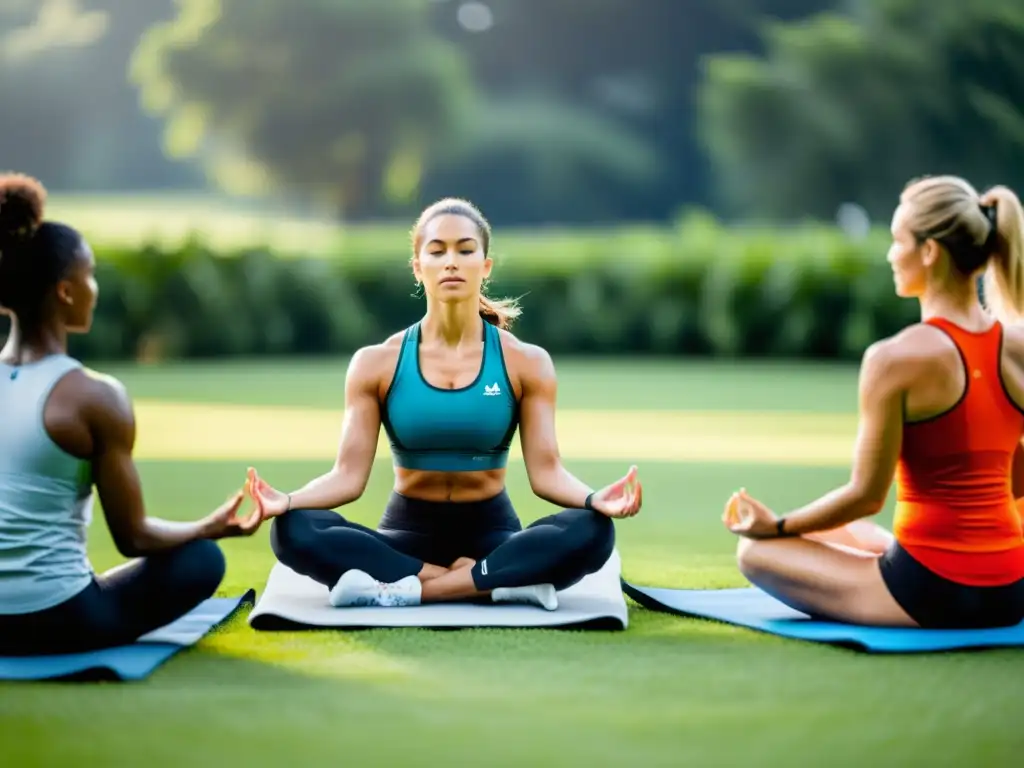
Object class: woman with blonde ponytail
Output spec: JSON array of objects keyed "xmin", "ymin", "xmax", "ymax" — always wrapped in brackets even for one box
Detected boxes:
[
  {"xmin": 723, "ymin": 174, "xmax": 1024, "ymax": 630},
  {"xmin": 248, "ymin": 198, "xmax": 642, "ymax": 611},
  {"xmin": 980, "ymin": 186, "xmax": 1024, "ymax": 324}
]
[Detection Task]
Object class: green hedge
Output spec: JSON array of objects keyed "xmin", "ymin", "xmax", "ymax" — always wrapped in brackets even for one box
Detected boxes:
[{"xmin": 1, "ymin": 222, "xmax": 919, "ymax": 362}]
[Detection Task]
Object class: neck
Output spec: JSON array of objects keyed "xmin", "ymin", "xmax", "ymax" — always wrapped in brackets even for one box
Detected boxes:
[
  {"xmin": 0, "ymin": 313, "xmax": 68, "ymax": 364},
  {"xmin": 421, "ymin": 298, "xmax": 483, "ymax": 346},
  {"xmin": 919, "ymin": 276, "xmax": 987, "ymax": 326}
]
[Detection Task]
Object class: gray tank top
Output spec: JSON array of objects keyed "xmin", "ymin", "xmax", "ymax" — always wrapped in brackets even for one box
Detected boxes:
[{"xmin": 0, "ymin": 354, "xmax": 94, "ymax": 614}]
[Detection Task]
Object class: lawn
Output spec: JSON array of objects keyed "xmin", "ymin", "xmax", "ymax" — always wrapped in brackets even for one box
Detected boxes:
[{"xmin": 0, "ymin": 358, "xmax": 1020, "ymax": 767}]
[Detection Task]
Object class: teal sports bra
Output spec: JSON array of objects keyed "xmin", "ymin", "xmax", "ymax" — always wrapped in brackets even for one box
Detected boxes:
[{"xmin": 381, "ymin": 322, "xmax": 519, "ymax": 472}]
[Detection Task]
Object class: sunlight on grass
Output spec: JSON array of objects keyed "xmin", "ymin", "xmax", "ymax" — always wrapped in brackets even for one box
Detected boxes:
[
  {"xmin": 203, "ymin": 625, "xmax": 422, "ymax": 683},
  {"xmin": 48, "ymin": 194, "xmax": 347, "ymax": 255},
  {"xmin": 622, "ymin": 553, "xmax": 745, "ymax": 589},
  {"xmin": 129, "ymin": 399, "xmax": 859, "ymax": 465}
]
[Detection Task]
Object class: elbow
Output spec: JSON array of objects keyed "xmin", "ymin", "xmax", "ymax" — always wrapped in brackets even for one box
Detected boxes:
[
  {"xmin": 114, "ymin": 531, "xmax": 147, "ymax": 558},
  {"xmin": 112, "ymin": 519, "xmax": 157, "ymax": 558},
  {"xmin": 850, "ymin": 484, "xmax": 887, "ymax": 518},
  {"xmin": 863, "ymin": 497, "xmax": 887, "ymax": 516},
  {"xmin": 526, "ymin": 460, "xmax": 560, "ymax": 496},
  {"xmin": 348, "ymin": 473, "xmax": 368, "ymax": 501},
  {"xmin": 330, "ymin": 464, "xmax": 367, "ymax": 506}
]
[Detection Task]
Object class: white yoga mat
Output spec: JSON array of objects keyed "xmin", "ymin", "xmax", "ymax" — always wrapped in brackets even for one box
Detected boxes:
[{"xmin": 249, "ymin": 549, "xmax": 628, "ymax": 630}]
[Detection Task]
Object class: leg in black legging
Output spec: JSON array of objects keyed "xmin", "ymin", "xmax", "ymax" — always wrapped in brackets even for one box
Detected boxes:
[
  {"xmin": 470, "ymin": 508, "xmax": 615, "ymax": 591},
  {"xmin": 0, "ymin": 538, "xmax": 226, "ymax": 655},
  {"xmin": 94, "ymin": 538, "xmax": 227, "ymax": 642},
  {"xmin": 270, "ymin": 508, "xmax": 425, "ymax": 587}
]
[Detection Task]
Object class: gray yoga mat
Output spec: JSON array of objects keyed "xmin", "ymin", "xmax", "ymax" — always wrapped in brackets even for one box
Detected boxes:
[{"xmin": 249, "ymin": 550, "xmax": 628, "ymax": 630}]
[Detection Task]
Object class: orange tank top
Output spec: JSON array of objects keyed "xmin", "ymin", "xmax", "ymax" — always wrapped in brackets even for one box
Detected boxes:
[{"xmin": 893, "ymin": 317, "xmax": 1024, "ymax": 586}]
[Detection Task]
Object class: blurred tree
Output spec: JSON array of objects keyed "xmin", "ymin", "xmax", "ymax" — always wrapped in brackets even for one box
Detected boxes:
[
  {"xmin": 132, "ymin": 0, "xmax": 477, "ymax": 217},
  {"xmin": 424, "ymin": 0, "xmax": 840, "ymax": 223},
  {"xmin": 699, "ymin": 0, "xmax": 1024, "ymax": 220},
  {"xmin": 0, "ymin": 0, "xmax": 197, "ymax": 191},
  {"xmin": 419, "ymin": 94, "xmax": 660, "ymax": 225}
]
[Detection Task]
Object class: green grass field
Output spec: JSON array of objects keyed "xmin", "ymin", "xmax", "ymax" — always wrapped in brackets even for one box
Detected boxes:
[{"xmin": 1, "ymin": 358, "xmax": 1021, "ymax": 767}]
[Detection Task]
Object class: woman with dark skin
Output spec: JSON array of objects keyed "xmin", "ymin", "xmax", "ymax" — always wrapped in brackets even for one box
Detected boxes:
[
  {"xmin": 0, "ymin": 173, "xmax": 263, "ymax": 655},
  {"xmin": 248, "ymin": 198, "xmax": 642, "ymax": 610}
]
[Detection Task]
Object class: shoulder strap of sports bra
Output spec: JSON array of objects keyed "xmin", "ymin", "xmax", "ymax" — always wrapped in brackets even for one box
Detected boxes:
[
  {"xmin": 391, "ymin": 323, "xmax": 421, "ymax": 383},
  {"xmin": 925, "ymin": 315, "xmax": 1001, "ymax": 342},
  {"xmin": 924, "ymin": 316, "xmax": 1003, "ymax": 373},
  {"xmin": 482, "ymin": 319, "xmax": 499, "ymax": 349}
]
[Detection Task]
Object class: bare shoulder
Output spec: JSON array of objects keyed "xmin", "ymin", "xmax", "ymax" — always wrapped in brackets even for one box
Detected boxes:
[
  {"xmin": 347, "ymin": 333, "xmax": 404, "ymax": 398},
  {"xmin": 861, "ymin": 324, "xmax": 955, "ymax": 387},
  {"xmin": 49, "ymin": 368, "xmax": 138, "ymax": 449},
  {"xmin": 498, "ymin": 329, "xmax": 556, "ymax": 383},
  {"xmin": 1001, "ymin": 321, "xmax": 1024, "ymax": 362},
  {"xmin": 350, "ymin": 335, "xmax": 401, "ymax": 373},
  {"xmin": 76, "ymin": 368, "xmax": 134, "ymax": 421}
]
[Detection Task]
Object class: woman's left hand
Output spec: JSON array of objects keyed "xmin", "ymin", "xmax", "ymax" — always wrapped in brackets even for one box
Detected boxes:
[
  {"xmin": 590, "ymin": 465, "xmax": 643, "ymax": 518},
  {"xmin": 722, "ymin": 488, "xmax": 779, "ymax": 539}
]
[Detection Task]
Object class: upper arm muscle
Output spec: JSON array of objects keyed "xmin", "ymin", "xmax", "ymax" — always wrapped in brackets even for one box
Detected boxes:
[
  {"xmin": 1012, "ymin": 441, "xmax": 1024, "ymax": 500},
  {"xmin": 849, "ymin": 341, "xmax": 905, "ymax": 508},
  {"xmin": 86, "ymin": 377, "xmax": 147, "ymax": 553},
  {"xmin": 333, "ymin": 349, "xmax": 385, "ymax": 485},
  {"xmin": 516, "ymin": 346, "xmax": 561, "ymax": 475},
  {"xmin": 1000, "ymin": 324, "xmax": 1024, "ymax": 498}
]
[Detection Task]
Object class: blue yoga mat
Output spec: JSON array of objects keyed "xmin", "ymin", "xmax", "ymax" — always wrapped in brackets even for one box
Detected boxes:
[
  {"xmin": 0, "ymin": 590, "xmax": 255, "ymax": 682},
  {"xmin": 622, "ymin": 582, "xmax": 1024, "ymax": 653}
]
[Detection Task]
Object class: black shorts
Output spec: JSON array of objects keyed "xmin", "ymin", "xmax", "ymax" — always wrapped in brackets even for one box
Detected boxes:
[{"xmin": 879, "ymin": 542, "xmax": 1024, "ymax": 629}]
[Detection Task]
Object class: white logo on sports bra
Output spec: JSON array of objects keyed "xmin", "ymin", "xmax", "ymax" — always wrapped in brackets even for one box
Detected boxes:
[{"xmin": 483, "ymin": 383, "xmax": 501, "ymax": 396}]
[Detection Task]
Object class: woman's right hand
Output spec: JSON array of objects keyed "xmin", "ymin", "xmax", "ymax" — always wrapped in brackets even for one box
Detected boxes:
[
  {"xmin": 247, "ymin": 467, "xmax": 292, "ymax": 518},
  {"xmin": 200, "ymin": 490, "xmax": 264, "ymax": 539},
  {"xmin": 722, "ymin": 488, "xmax": 779, "ymax": 539}
]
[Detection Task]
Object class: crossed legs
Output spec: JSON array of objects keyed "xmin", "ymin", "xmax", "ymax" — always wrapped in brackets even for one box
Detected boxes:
[
  {"xmin": 271, "ymin": 506, "xmax": 615, "ymax": 607},
  {"xmin": 0, "ymin": 539, "xmax": 226, "ymax": 655},
  {"xmin": 735, "ymin": 521, "xmax": 918, "ymax": 627}
]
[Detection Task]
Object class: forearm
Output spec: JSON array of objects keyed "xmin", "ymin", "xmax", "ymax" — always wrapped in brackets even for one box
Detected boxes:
[
  {"xmin": 125, "ymin": 518, "xmax": 208, "ymax": 555},
  {"xmin": 780, "ymin": 483, "xmax": 883, "ymax": 535},
  {"xmin": 288, "ymin": 466, "xmax": 365, "ymax": 511},
  {"xmin": 529, "ymin": 463, "xmax": 593, "ymax": 510}
]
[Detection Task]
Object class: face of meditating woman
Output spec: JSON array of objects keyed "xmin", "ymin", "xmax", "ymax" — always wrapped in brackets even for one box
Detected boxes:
[{"xmin": 412, "ymin": 213, "xmax": 493, "ymax": 308}]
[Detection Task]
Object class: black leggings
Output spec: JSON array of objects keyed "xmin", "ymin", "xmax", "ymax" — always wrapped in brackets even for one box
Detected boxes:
[
  {"xmin": 0, "ymin": 539, "xmax": 225, "ymax": 656},
  {"xmin": 879, "ymin": 542, "xmax": 1024, "ymax": 629},
  {"xmin": 270, "ymin": 490, "xmax": 615, "ymax": 592}
]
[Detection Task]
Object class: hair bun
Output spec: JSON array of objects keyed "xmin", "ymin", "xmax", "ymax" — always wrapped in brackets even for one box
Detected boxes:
[{"xmin": 0, "ymin": 172, "xmax": 46, "ymax": 246}]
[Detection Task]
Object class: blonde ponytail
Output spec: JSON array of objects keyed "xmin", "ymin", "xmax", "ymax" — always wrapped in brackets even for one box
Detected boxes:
[
  {"xmin": 479, "ymin": 292, "xmax": 521, "ymax": 330},
  {"xmin": 981, "ymin": 186, "xmax": 1024, "ymax": 324}
]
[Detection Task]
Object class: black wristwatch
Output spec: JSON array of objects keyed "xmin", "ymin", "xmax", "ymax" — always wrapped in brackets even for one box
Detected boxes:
[{"xmin": 776, "ymin": 517, "xmax": 788, "ymax": 537}]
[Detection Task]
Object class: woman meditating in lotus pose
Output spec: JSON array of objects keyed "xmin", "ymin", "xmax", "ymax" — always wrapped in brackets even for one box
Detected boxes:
[
  {"xmin": 248, "ymin": 198, "xmax": 642, "ymax": 610},
  {"xmin": 0, "ymin": 173, "xmax": 262, "ymax": 656},
  {"xmin": 724, "ymin": 175, "xmax": 1024, "ymax": 630}
]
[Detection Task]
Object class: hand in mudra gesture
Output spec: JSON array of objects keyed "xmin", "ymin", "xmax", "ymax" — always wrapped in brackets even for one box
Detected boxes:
[
  {"xmin": 246, "ymin": 467, "xmax": 291, "ymax": 519},
  {"xmin": 590, "ymin": 465, "xmax": 642, "ymax": 518},
  {"xmin": 201, "ymin": 490, "xmax": 263, "ymax": 539},
  {"xmin": 722, "ymin": 488, "xmax": 779, "ymax": 539}
]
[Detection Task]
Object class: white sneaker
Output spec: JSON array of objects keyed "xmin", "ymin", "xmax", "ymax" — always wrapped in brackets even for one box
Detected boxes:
[
  {"xmin": 491, "ymin": 584, "xmax": 558, "ymax": 611},
  {"xmin": 329, "ymin": 570, "xmax": 422, "ymax": 608}
]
